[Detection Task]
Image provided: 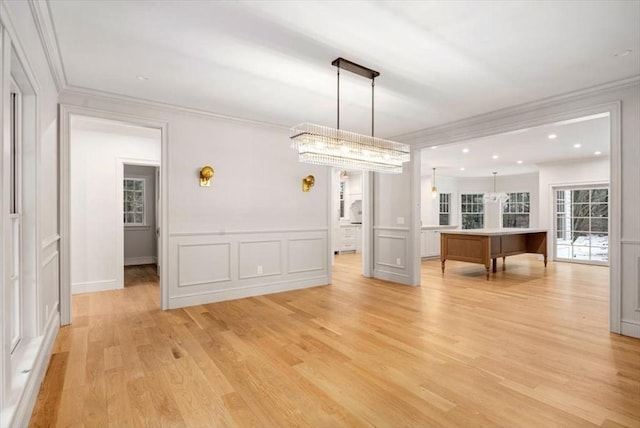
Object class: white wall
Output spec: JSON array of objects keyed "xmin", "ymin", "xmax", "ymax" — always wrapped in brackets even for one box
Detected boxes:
[
  {"xmin": 538, "ymin": 157, "xmax": 610, "ymax": 257},
  {"xmin": 421, "ymin": 174, "xmax": 458, "ymax": 226},
  {"xmin": 0, "ymin": 2, "xmax": 61, "ymax": 427},
  {"xmin": 123, "ymin": 164, "xmax": 157, "ymax": 266},
  {"xmin": 457, "ymin": 172, "xmax": 540, "ymax": 228},
  {"xmin": 372, "ymin": 158, "xmax": 421, "ymax": 286},
  {"xmin": 60, "ymin": 90, "xmax": 331, "ymax": 309},
  {"xmin": 70, "ymin": 116, "xmax": 161, "ymax": 293},
  {"xmin": 420, "ymin": 172, "xmax": 538, "ymax": 228}
]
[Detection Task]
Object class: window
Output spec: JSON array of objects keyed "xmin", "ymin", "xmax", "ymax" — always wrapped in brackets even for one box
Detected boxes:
[
  {"xmin": 461, "ymin": 193, "xmax": 484, "ymax": 229},
  {"xmin": 439, "ymin": 193, "xmax": 451, "ymax": 226},
  {"xmin": 502, "ymin": 192, "xmax": 530, "ymax": 228},
  {"xmin": 123, "ymin": 178, "xmax": 145, "ymax": 226},
  {"xmin": 555, "ymin": 187, "xmax": 608, "ymax": 264},
  {"xmin": 10, "ymin": 90, "xmax": 21, "ymax": 353}
]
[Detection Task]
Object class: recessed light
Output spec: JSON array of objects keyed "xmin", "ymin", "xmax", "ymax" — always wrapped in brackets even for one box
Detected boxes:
[
  {"xmin": 573, "ymin": 143, "xmax": 582, "ymax": 148},
  {"xmin": 594, "ymin": 151, "xmax": 602, "ymax": 155},
  {"xmin": 614, "ymin": 49, "xmax": 632, "ymax": 57},
  {"xmin": 548, "ymin": 134, "xmax": 557, "ymax": 139},
  {"xmin": 460, "ymin": 167, "xmax": 465, "ymax": 171},
  {"xmin": 462, "ymin": 148, "xmax": 469, "ymax": 153},
  {"xmin": 136, "ymin": 75, "xmax": 149, "ymax": 81},
  {"xmin": 492, "ymin": 155, "xmax": 499, "ymax": 159},
  {"xmin": 431, "ymin": 146, "xmax": 438, "ymax": 149},
  {"xmin": 517, "ymin": 160, "xmax": 523, "ymax": 164}
]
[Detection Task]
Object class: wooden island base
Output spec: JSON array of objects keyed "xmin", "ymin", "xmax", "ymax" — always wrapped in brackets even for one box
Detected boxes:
[{"xmin": 440, "ymin": 229, "xmax": 548, "ymax": 280}]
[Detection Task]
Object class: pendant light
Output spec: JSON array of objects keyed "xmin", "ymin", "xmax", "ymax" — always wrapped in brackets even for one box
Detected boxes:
[
  {"xmin": 483, "ymin": 171, "xmax": 509, "ymax": 203},
  {"xmin": 290, "ymin": 58, "xmax": 410, "ymax": 174},
  {"xmin": 431, "ymin": 168, "xmax": 438, "ymax": 198}
]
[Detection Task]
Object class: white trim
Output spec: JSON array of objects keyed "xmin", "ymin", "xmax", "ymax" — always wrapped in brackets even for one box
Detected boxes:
[
  {"xmin": 62, "ymin": 85, "xmax": 288, "ymax": 131},
  {"xmin": 621, "ymin": 240, "xmax": 640, "ymax": 245},
  {"xmin": 620, "ymin": 320, "xmax": 640, "ymax": 338},
  {"xmin": 170, "ymin": 227, "xmax": 329, "ymax": 237},
  {"xmin": 4, "ymin": 310, "xmax": 59, "ymax": 428},
  {"xmin": 167, "ymin": 276, "xmax": 328, "ymax": 309},
  {"xmin": 372, "ymin": 226, "xmax": 411, "ymax": 231},
  {"xmin": 124, "ymin": 256, "xmax": 157, "ymax": 266},
  {"xmin": 59, "ymin": 104, "xmax": 169, "ymax": 325},
  {"xmin": 72, "ymin": 279, "xmax": 122, "ymax": 294},
  {"xmin": 27, "ymin": 0, "xmax": 67, "ymax": 91},
  {"xmin": 40, "ymin": 233, "xmax": 59, "ymax": 249},
  {"xmin": 395, "ymin": 77, "xmax": 639, "ymax": 145}
]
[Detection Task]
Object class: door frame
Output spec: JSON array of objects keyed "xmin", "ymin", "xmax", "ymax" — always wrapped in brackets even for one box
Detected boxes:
[
  {"xmin": 406, "ymin": 100, "xmax": 621, "ymax": 333},
  {"xmin": 119, "ymin": 160, "xmax": 161, "ymax": 287},
  {"xmin": 59, "ymin": 104, "xmax": 169, "ymax": 324}
]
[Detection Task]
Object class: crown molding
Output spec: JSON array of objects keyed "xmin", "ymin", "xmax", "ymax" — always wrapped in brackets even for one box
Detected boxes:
[
  {"xmin": 28, "ymin": 0, "xmax": 67, "ymax": 92},
  {"xmin": 60, "ymin": 84, "xmax": 290, "ymax": 131},
  {"xmin": 395, "ymin": 75, "xmax": 640, "ymax": 147}
]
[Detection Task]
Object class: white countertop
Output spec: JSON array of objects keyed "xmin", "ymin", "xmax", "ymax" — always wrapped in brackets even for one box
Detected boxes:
[
  {"xmin": 421, "ymin": 225, "xmax": 458, "ymax": 230},
  {"xmin": 440, "ymin": 228, "xmax": 547, "ymax": 236}
]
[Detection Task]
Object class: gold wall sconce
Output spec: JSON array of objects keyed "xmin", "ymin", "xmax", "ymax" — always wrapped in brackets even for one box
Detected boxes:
[
  {"xmin": 200, "ymin": 165, "xmax": 215, "ymax": 187},
  {"xmin": 302, "ymin": 174, "xmax": 315, "ymax": 192}
]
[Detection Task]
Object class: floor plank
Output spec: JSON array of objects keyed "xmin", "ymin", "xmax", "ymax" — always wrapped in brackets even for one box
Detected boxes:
[{"xmin": 30, "ymin": 258, "xmax": 640, "ymax": 427}]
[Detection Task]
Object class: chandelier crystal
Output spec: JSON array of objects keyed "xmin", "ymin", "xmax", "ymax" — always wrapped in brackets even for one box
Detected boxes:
[
  {"xmin": 291, "ymin": 123, "xmax": 410, "ymax": 174},
  {"xmin": 291, "ymin": 58, "xmax": 410, "ymax": 174}
]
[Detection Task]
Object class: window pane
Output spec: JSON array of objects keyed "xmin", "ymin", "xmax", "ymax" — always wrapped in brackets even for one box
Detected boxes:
[
  {"xmin": 134, "ymin": 180, "xmax": 143, "ymax": 191},
  {"xmin": 126, "ymin": 213, "xmax": 134, "ymax": 223},
  {"xmin": 572, "ymin": 218, "xmax": 589, "ymax": 232},
  {"xmin": 591, "ymin": 189, "xmax": 608, "ymax": 203},
  {"xmin": 590, "ymin": 204, "xmax": 607, "ymax": 218},
  {"xmin": 124, "ymin": 180, "xmax": 134, "ymax": 190},
  {"xmin": 134, "ymin": 213, "xmax": 143, "ymax": 224},
  {"xmin": 439, "ymin": 214, "xmax": 449, "ymax": 226},
  {"xmin": 572, "ymin": 190, "xmax": 589, "ymax": 203},
  {"xmin": 572, "ymin": 232, "xmax": 589, "ymax": 245},
  {"xmin": 572, "ymin": 246, "xmax": 590, "ymax": 261},
  {"xmin": 572, "ymin": 204, "xmax": 589, "ymax": 217},
  {"xmin": 591, "ymin": 218, "xmax": 608, "ymax": 233}
]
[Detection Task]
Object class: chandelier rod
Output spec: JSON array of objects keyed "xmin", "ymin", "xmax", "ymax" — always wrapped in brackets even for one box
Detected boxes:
[{"xmin": 332, "ymin": 57, "xmax": 380, "ymax": 137}]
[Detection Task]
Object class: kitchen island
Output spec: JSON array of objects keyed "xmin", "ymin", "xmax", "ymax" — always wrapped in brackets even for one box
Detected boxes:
[{"xmin": 440, "ymin": 229, "xmax": 548, "ymax": 280}]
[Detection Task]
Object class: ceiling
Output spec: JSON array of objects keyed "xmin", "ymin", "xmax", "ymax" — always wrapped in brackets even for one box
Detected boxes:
[
  {"xmin": 47, "ymin": 1, "xmax": 639, "ymax": 138},
  {"xmin": 420, "ymin": 112, "xmax": 610, "ymax": 177}
]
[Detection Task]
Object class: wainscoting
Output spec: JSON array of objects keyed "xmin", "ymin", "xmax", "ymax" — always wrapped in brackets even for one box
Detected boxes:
[
  {"xmin": 373, "ymin": 227, "xmax": 412, "ymax": 284},
  {"xmin": 168, "ymin": 229, "xmax": 330, "ymax": 308}
]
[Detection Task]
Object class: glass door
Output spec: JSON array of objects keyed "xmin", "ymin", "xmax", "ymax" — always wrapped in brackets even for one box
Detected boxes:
[{"xmin": 554, "ymin": 187, "xmax": 609, "ymax": 265}]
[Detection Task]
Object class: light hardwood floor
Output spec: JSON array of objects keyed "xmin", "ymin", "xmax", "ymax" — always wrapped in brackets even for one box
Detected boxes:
[{"xmin": 30, "ymin": 256, "xmax": 640, "ymax": 427}]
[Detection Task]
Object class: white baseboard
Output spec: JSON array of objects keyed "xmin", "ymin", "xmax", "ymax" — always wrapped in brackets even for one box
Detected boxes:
[
  {"xmin": 168, "ymin": 276, "xmax": 329, "ymax": 309},
  {"xmin": 72, "ymin": 278, "xmax": 122, "ymax": 294},
  {"xmin": 124, "ymin": 256, "xmax": 157, "ymax": 266},
  {"xmin": 620, "ymin": 319, "xmax": 640, "ymax": 338},
  {"xmin": 373, "ymin": 269, "xmax": 417, "ymax": 286},
  {"xmin": 10, "ymin": 309, "xmax": 60, "ymax": 428}
]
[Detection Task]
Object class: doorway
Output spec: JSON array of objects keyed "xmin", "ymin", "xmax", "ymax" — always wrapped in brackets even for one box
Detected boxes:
[
  {"xmin": 60, "ymin": 106, "xmax": 168, "ymax": 324},
  {"xmin": 123, "ymin": 164, "xmax": 160, "ymax": 287},
  {"xmin": 554, "ymin": 186, "xmax": 609, "ymax": 265}
]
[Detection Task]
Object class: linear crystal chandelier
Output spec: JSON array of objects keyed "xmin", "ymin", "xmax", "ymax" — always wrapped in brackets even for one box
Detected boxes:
[
  {"xmin": 291, "ymin": 58, "xmax": 410, "ymax": 174},
  {"xmin": 483, "ymin": 172, "xmax": 510, "ymax": 203}
]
